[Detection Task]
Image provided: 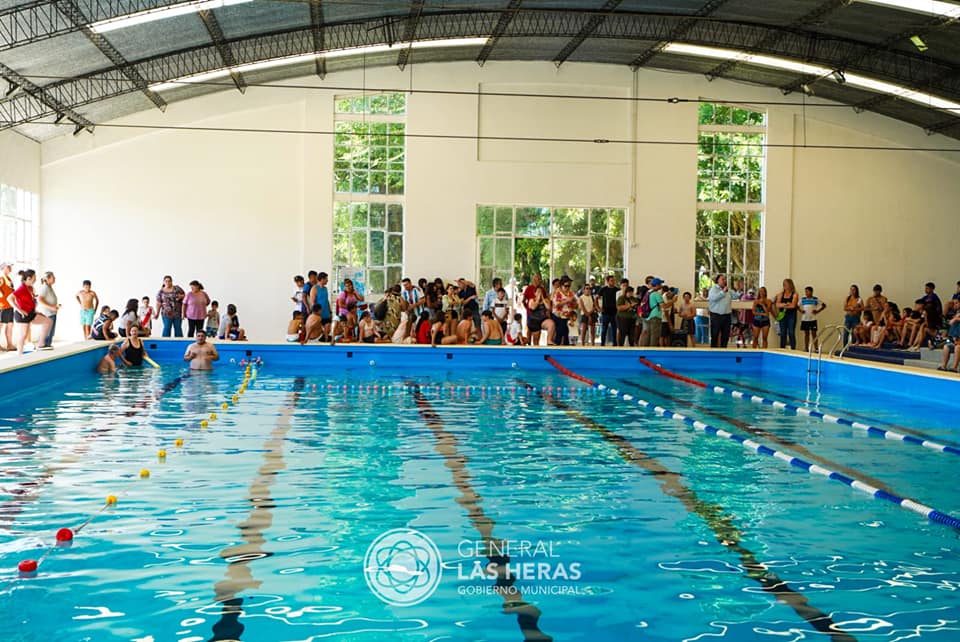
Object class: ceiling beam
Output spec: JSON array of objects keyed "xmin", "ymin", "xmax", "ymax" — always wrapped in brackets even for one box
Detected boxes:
[
  {"xmin": 787, "ymin": 10, "xmax": 960, "ymax": 101},
  {"xmin": 924, "ymin": 114, "xmax": 960, "ymax": 135},
  {"xmin": 197, "ymin": 9, "xmax": 247, "ymax": 92},
  {"xmin": 629, "ymin": 0, "xmax": 731, "ymax": 70},
  {"xmin": 705, "ymin": 0, "xmax": 852, "ymax": 81},
  {"xmin": 2, "ymin": 10, "xmax": 959, "ymax": 138},
  {"xmin": 396, "ymin": 0, "xmax": 426, "ymax": 71},
  {"xmin": 0, "ymin": 0, "xmax": 186, "ymax": 53},
  {"xmin": 0, "ymin": 60, "xmax": 94, "ymax": 132},
  {"xmin": 308, "ymin": 0, "xmax": 326, "ymax": 78},
  {"xmin": 553, "ymin": 0, "xmax": 622, "ymax": 67},
  {"xmin": 55, "ymin": 0, "xmax": 166, "ymax": 111},
  {"xmin": 476, "ymin": 0, "xmax": 524, "ymax": 67}
]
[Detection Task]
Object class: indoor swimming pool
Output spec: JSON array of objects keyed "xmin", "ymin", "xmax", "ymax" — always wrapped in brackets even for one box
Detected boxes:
[{"xmin": 0, "ymin": 344, "xmax": 958, "ymax": 642}]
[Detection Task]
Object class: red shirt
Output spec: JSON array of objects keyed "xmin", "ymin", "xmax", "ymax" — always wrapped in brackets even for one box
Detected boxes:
[
  {"xmin": 13, "ymin": 284, "xmax": 35, "ymax": 314},
  {"xmin": 416, "ymin": 321, "xmax": 431, "ymax": 344}
]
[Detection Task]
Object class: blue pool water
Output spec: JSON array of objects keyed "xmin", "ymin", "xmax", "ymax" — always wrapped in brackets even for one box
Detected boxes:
[{"xmin": 1, "ymin": 346, "xmax": 959, "ymax": 641}]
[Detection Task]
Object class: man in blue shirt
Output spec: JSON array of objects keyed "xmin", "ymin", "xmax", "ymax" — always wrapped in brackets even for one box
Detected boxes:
[
  {"xmin": 311, "ymin": 271, "xmax": 332, "ymax": 340},
  {"xmin": 482, "ymin": 277, "xmax": 502, "ymax": 314},
  {"xmin": 302, "ymin": 270, "xmax": 317, "ymax": 317},
  {"xmin": 708, "ymin": 274, "xmax": 733, "ymax": 348}
]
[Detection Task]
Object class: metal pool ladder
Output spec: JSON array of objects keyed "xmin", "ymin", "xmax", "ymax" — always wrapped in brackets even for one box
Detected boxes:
[{"xmin": 806, "ymin": 324, "xmax": 845, "ymax": 403}]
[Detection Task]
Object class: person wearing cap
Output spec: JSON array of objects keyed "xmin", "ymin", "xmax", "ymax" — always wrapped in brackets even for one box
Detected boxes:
[
  {"xmin": 641, "ymin": 278, "xmax": 665, "ymax": 347},
  {"xmin": 0, "ymin": 261, "xmax": 14, "ymax": 350},
  {"xmin": 708, "ymin": 274, "xmax": 733, "ymax": 348}
]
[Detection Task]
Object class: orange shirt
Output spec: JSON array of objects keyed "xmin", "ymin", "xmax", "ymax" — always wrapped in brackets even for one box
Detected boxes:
[{"xmin": 0, "ymin": 275, "xmax": 13, "ymax": 310}]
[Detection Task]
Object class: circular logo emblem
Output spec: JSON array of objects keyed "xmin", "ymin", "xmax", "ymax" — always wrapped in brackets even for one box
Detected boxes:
[{"xmin": 363, "ymin": 528, "xmax": 443, "ymax": 606}]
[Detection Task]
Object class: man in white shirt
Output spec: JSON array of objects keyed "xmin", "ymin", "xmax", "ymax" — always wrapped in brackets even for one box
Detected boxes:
[
  {"xmin": 400, "ymin": 277, "xmax": 424, "ymax": 321},
  {"xmin": 708, "ymin": 274, "xmax": 733, "ymax": 348}
]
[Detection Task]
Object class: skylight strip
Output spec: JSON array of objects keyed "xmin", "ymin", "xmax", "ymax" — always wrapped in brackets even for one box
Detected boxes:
[
  {"xmin": 150, "ymin": 38, "xmax": 490, "ymax": 92},
  {"xmin": 90, "ymin": 0, "xmax": 253, "ymax": 33},
  {"xmin": 856, "ymin": 0, "xmax": 960, "ymax": 19},
  {"xmin": 662, "ymin": 43, "xmax": 960, "ymax": 114}
]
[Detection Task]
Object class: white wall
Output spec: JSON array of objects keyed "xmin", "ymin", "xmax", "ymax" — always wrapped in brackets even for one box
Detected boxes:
[
  {"xmin": 38, "ymin": 61, "xmax": 960, "ymax": 341},
  {"xmin": 0, "ymin": 130, "xmax": 40, "ymax": 192}
]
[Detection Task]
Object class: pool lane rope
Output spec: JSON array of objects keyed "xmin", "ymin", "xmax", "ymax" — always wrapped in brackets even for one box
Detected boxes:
[
  {"xmin": 17, "ymin": 365, "xmax": 256, "ymax": 576},
  {"xmin": 545, "ymin": 356, "xmax": 960, "ymax": 531},
  {"xmin": 638, "ymin": 357, "xmax": 960, "ymax": 457}
]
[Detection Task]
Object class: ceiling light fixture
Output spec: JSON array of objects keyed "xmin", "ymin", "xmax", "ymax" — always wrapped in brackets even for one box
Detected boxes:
[
  {"xmin": 662, "ymin": 42, "xmax": 960, "ymax": 114},
  {"xmin": 856, "ymin": 0, "xmax": 960, "ymax": 19},
  {"xmin": 910, "ymin": 35, "xmax": 929, "ymax": 51},
  {"xmin": 150, "ymin": 38, "xmax": 490, "ymax": 92},
  {"xmin": 90, "ymin": 0, "xmax": 253, "ymax": 33}
]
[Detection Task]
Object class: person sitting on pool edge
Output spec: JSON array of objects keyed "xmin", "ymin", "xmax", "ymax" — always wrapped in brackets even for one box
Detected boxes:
[
  {"xmin": 96, "ymin": 344, "xmax": 121, "ymax": 374},
  {"xmin": 217, "ymin": 303, "xmax": 246, "ymax": 341},
  {"xmin": 183, "ymin": 330, "xmax": 219, "ymax": 370},
  {"xmin": 479, "ymin": 310, "xmax": 504, "ymax": 345}
]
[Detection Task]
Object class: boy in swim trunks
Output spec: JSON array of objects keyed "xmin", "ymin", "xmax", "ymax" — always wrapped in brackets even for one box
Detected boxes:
[{"xmin": 76, "ymin": 279, "xmax": 99, "ymax": 340}]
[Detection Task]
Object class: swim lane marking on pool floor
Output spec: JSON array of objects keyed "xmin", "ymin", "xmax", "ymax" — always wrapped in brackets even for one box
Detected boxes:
[
  {"xmin": 639, "ymin": 358, "xmax": 960, "ymax": 457},
  {"xmin": 410, "ymin": 385, "xmax": 553, "ymax": 642},
  {"xmin": 207, "ymin": 376, "xmax": 304, "ymax": 642},
  {"xmin": 615, "ymin": 378, "xmax": 896, "ymax": 496},
  {"xmin": 546, "ymin": 357, "xmax": 960, "ymax": 531},
  {"xmin": 521, "ymin": 380, "xmax": 857, "ymax": 642}
]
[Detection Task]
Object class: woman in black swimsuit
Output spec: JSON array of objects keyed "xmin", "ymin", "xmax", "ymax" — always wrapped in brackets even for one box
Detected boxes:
[
  {"xmin": 119, "ymin": 324, "xmax": 148, "ymax": 367},
  {"xmin": 774, "ymin": 278, "xmax": 799, "ymax": 350}
]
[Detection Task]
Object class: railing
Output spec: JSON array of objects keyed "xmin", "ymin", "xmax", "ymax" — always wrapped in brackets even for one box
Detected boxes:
[{"xmin": 806, "ymin": 324, "xmax": 845, "ymax": 403}]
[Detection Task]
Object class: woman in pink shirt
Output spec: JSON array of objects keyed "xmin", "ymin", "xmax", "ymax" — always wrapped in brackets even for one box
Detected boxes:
[
  {"xmin": 182, "ymin": 280, "xmax": 211, "ymax": 338},
  {"xmin": 336, "ymin": 279, "xmax": 364, "ymax": 332}
]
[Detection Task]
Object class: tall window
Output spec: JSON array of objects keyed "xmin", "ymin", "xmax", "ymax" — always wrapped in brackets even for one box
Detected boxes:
[
  {"xmin": 0, "ymin": 184, "xmax": 39, "ymax": 267},
  {"xmin": 476, "ymin": 205, "xmax": 626, "ymax": 289},
  {"xmin": 695, "ymin": 103, "xmax": 765, "ymax": 293},
  {"xmin": 333, "ymin": 93, "xmax": 405, "ymax": 293}
]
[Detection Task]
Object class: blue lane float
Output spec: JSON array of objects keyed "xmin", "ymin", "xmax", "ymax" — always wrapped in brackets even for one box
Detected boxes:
[
  {"xmin": 546, "ymin": 357, "xmax": 960, "ymax": 531},
  {"xmin": 637, "ymin": 357, "xmax": 960, "ymax": 457}
]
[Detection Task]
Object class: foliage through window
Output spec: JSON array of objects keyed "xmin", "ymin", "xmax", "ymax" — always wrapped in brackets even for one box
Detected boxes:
[
  {"xmin": 0, "ymin": 184, "xmax": 39, "ymax": 268},
  {"xmin": 333, "ymin": 202, "xmax": 403, "ymax": 295},
  {"xmin": 333, "ymin": 93, "xmax": 406, "ymax": 293},
  {"xmin": 695, "ymin": 103, "xmax": 765, "ymax": 292},
  {"xmin": 476, "ymin": 205, "xmax": 626, "ymax": 289}
]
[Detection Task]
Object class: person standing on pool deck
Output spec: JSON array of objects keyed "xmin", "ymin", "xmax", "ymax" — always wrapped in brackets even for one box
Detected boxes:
[
  {"xmin": 774, "ymin": 278, "xmax": 800, "ymax": 350},
  {"xmin": 184, "ymin": 330, "xmax": 219, "ymax": 370},
  {"xmin": 7, "ymin": 269, "xmax": 52, "ymax": 354},
  {"xmin": 36, "ymin": 271, "xmax": 60, "ymax": 348},
  {"xmin": 708, "ymin": 274, "xmax": 733, "ymax": 348},
  {"xmin": 0, "ymin": 262, "xmax": 15, "ymax": 350},
  {"xmin": 156, "ymin": 275, "xmax": 185, "ymax": 337},
  {"xmin": 311, "ymin": 271, "xmax": 332, "ymax": 340},
  {"xmin": 182, "ymin": 280, "xmax": 210, "ymax": 338}
]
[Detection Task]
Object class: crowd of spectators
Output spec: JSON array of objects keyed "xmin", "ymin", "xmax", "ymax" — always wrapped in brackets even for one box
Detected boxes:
[
  {"xmin": 0, "ymin": 267, "xmax": 247, "ymax": 354},
  {"xmin": 2, "ymin": 259, "xmax": 957, "ymax": 370}
]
